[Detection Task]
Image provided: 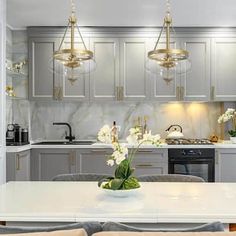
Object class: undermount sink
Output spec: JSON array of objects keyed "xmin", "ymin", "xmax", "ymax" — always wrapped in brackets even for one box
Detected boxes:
[{"xmin": 32, "ymin": 141, "xmax": 95, "ymax": 145}]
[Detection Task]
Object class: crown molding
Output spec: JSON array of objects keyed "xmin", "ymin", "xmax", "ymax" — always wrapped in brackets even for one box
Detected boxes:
[{"xmin": 6, "ymin": 23, "xmax": 26, "ymax": 31}]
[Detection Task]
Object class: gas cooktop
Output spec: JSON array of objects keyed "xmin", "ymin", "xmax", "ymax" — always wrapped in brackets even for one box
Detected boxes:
[{"xmin": 165, "ymin": 138, "xmax": 213, "ymax": 145}]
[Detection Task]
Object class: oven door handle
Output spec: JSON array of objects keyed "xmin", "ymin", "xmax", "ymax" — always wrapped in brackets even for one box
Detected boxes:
[{"xmin": 169, "ymin": 158, "xmax": 214, "ymax": 162}]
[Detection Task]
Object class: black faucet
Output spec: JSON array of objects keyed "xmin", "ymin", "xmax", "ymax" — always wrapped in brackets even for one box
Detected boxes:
[{"xmin": 53, "ymin": 122, "xmax": 75, "ymax": 142}]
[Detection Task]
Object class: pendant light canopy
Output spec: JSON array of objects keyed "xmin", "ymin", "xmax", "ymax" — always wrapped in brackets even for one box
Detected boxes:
[
  {"xmin": 52, "ymin": 0, "xmax": 96, "ymax": 84},
  {"xmin": 146, "ymin": 0, "xmax": 191, "ymax": 84}
]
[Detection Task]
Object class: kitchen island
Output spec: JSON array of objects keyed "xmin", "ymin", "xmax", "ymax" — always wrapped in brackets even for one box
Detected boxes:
[{"xmin": 0, "ymin": 181, "xmax": 236, "ymax": 227}]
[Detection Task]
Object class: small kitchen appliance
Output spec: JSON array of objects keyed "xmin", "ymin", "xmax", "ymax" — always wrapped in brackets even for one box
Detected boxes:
[
  {"xmin": 166, "ymin": 124, "xmax": 184, "ymax": 139},
  {"xmin": 6, "ymin": 124, "xmax": 29, "ymax": 146}
]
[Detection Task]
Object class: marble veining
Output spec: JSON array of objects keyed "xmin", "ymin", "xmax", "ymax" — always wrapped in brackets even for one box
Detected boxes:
[{"xmin": 28, "ymin": 101, "xmax": 222, "ymax": 141}]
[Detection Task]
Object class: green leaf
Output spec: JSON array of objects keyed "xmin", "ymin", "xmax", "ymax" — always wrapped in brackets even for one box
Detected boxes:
[
  {"xmin": 228, "ymin": 130, "xmax": 236, "ymax": 137},
  {"xmin": 110, "ymin": 178, "xmax": 125, "ymax": 190},
  {"xmin": 97, "ymin": 177, "xmax": 114, "ymax": 187},
  {"xmin": 115, "ymin": 159, "xmax": 131, "ymax": 179},
  {"xmin": 122, "ymin": 177, "xmax": 140, "ymax": 190}
]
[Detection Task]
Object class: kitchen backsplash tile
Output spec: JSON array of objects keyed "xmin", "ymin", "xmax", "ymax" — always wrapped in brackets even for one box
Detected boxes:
[{"xmin": 26, "ymin": 101, "xmax": 222, "ymax": 140}]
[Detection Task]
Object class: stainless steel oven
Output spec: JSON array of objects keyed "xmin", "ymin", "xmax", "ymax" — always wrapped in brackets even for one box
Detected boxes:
[{"xmin": 168, "ymin": 149, "xmax": 215, "ymax": 182}]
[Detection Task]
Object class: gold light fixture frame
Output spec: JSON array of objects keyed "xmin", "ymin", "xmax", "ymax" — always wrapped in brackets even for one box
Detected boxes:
[
  {"xmin": 148, "ymin": 0, "xmax": 189, "ymax": 69},
  {"xmin": 53, "ymin": 0, "xmax": 94, "ymax": 69}
]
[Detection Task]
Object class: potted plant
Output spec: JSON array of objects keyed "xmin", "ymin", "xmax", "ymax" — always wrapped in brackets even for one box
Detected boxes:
[
  {"xmin": 218, "ymin": 108, "xmax": 236, "ymax": 143},
  {"xmin": 97, "ymin": 125, "xmax": 160, "ymax": 196}
]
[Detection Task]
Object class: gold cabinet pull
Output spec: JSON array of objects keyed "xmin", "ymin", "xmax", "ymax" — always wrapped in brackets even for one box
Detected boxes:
[
  {"xmin": 211, "ymin": 86, "xmax": 215, "ymax": 100},
  {"xmin": 176, "ymin": 86, "xmax": 180, "ymax": 100},
  {"xmin": 135, "ymin": 164, "xmax": 153, "ymax": 168},
  {"xmin": 53, "ymin": 86, "xmax": 62, "ymax": 100},
  {"xmin": 16, "ymin": 154, "xmax": 20, "ymax": 171},
  {"xmin": 116, "ymin": 86, "xmax": 120, "ymax": 101},
  {"xmin": 119, "ymin": 86, "xmax": 124, "ymax": 101},
  {"xmin": 137, "ymin": 150, "xmax": 154, "ymax": 153},
  {"xmin": 69, "ymin": 151, "xmax": 76, "ymax": 166},
  {"xmin": 71, "ymin": 151, "xmax": 76, "ymax": 166}
]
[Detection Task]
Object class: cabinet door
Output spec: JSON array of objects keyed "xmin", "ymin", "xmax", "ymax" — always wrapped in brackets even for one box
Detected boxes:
[
  {"xmin": 31, "ymin": 149, "xmax": 76, "ymax": 181},
  {"xmin": 90, "ymin": 38, "xmax": 119, "ymax": 101},
  {"xmin": 29, "ymin": 37, "xmax": 60, "ymax": 100},
  {"xmin": 211, "ymin": 38, "xmax": 236, "ymax": 101},
  {"xmin": 78, "ymin": 149, "xmax": 115, "ymax": 175},
  {"xmin": 180, "ymin": 38, "xmax": 210, "ymax": 101},
  {"xmin": 132, "ymin": 149, "xmax": 168, "ymax": 176},
  {"xmin": 119, "ymin": 38, "xmax": 150, "ymax": 101},
  {"xmin": 6, "ymin": 151, "xmax": 30, "ymax": 181},
  {"xmin": 215, "ymin": 149, "xmax": 236, "ymax": 182},
  {"xmin": 61, "ymin": 38, "xmax": 90, "ymax": 101},
  {"xmin": 148, "ymin": 39, "xmax": 181, "ymax": 101}
]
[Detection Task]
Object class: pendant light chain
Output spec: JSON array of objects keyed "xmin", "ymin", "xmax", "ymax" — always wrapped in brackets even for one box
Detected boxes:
[
  {"xmin": 166, "ymin": 0, "xmax": 171, "ymax": 15},
  {"xmin": 53, "ymin": 0, "xmax": 95, "ymax": 78},
  {"xmin": 71, "ymin": 0, "xmax": 76, "ymax": 16}
]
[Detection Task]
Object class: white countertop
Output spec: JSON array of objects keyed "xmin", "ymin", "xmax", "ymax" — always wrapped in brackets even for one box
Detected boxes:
[
  {"xmin": 6, "ymin": 140, "xmax": 236, "ymax": 153},
  {"xmin": 1, "ymin": 181, "xmax": 236, "ymax": 223},
  {"xmin": 6, "ymin": 144, "xmax": 31, "ymax": 153}
]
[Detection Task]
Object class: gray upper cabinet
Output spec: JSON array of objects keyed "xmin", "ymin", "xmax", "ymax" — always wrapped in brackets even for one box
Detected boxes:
[
  {"xmin": 90, "ymin": 38, "xmax": 120, "ymax": 101},
  {"xmin": 148, "ymin": 39, "xmax": 181, "ymax": 101},
  {"xmin": 180, "ymin": 38, "xmax": 210, "ymax": 101},
  {"xmin": 28, "ymin": 37, "xmax": 60, "ymax": 101},
  {"xmin": 62, "ymin": 38, "xmax": 90, "ymax": 101},
  {"xmin": 28, "ymin": 27, "xmax": 236, "ymax": 102},
  {"xmin": 211, "ymin": 38, "xmax": 236, "ymax": 101},
  {"xmin": 119, "ymin": 38, "xmax": 150, "ymax": 101}
]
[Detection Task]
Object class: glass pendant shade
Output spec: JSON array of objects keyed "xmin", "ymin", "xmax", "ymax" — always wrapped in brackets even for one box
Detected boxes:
[
  {"xmin": 50, "ymin": 0, "xmax": 96, "ymax": 84},
  {"xmin": 63, "ymin": 59, "xmax": 96, "ymax": 84},
  {"xmin": 146, "ymin": 57, "xmax": 191, "ymax": 83},
  {"xmin": 146, "ymin": 0, "xmax": 191, "ymax": 83}
]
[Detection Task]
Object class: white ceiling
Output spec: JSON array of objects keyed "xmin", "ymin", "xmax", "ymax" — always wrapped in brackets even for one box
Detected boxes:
[{"xmin": 6, "ymin": 0, "xmax": 236, "ymax": 29}]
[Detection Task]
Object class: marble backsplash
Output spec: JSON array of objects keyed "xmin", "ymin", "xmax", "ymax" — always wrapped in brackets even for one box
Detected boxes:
[{"xmin": 24, "ymin": 101, "xmax": 222, "ymax": 141}]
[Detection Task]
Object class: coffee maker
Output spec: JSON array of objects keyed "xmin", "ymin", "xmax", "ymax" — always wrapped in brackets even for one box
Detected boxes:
[{"xmin": 6, "ymin": 124, "xmax": 29, "ymax": 146}]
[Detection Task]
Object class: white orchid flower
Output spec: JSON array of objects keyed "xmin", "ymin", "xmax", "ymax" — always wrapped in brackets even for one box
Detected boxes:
[
  {"xmin": 126, "ymin": 134, "xmax": 139, "ymax": 145},
  {"xmin": 97, "ymin": 125, "xmax": 111, "ymax": 143},
  {"xmin": 107, "ymin": 159, "xmax": 114, "ymax": 167}
]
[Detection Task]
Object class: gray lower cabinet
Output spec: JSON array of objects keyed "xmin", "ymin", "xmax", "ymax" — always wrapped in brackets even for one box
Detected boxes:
[
  {"xmin": 77, "ymin": 148, "xmax": 168, "ymax": 177},
  {"xmin": 132, "ymin": 149, "xmax": 168, "ymax": 176},
  {"xmin": 6, "ymin": 150, "xmax": 31, "ymax": 182},
  {"xmin": 31, "ymin": 148, "xmax": 168, "ymax": 180},
  {"xmin": 31, "ymin": 149, "xmax": 76, "ymax": 181},
  {"xmin": 215, "ymin": 149, "xmax": 236, "ymax": 182},
  {"xmin": 77, "ymin": 149, "xmax": 115, "ymax": 175}
]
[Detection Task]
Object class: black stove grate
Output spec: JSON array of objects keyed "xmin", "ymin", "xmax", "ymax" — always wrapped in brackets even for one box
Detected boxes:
[{"xmin": 166, "ymin": 138, "xmax": 213, "ymax": 145}]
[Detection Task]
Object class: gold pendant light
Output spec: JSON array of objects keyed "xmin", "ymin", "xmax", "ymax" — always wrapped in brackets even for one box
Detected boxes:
[
  {"xmin": 53, "ymin": 0, "xmax": 96, "ymax": 84},
  {"xmin": 146, "ymin": 0, "xmax": 190, "ymax": 84}
]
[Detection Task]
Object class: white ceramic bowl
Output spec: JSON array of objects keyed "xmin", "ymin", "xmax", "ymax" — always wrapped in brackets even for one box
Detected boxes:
[{"xmin": 100, "ymin": 187, "xmax": 141, "ymax": 198}]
